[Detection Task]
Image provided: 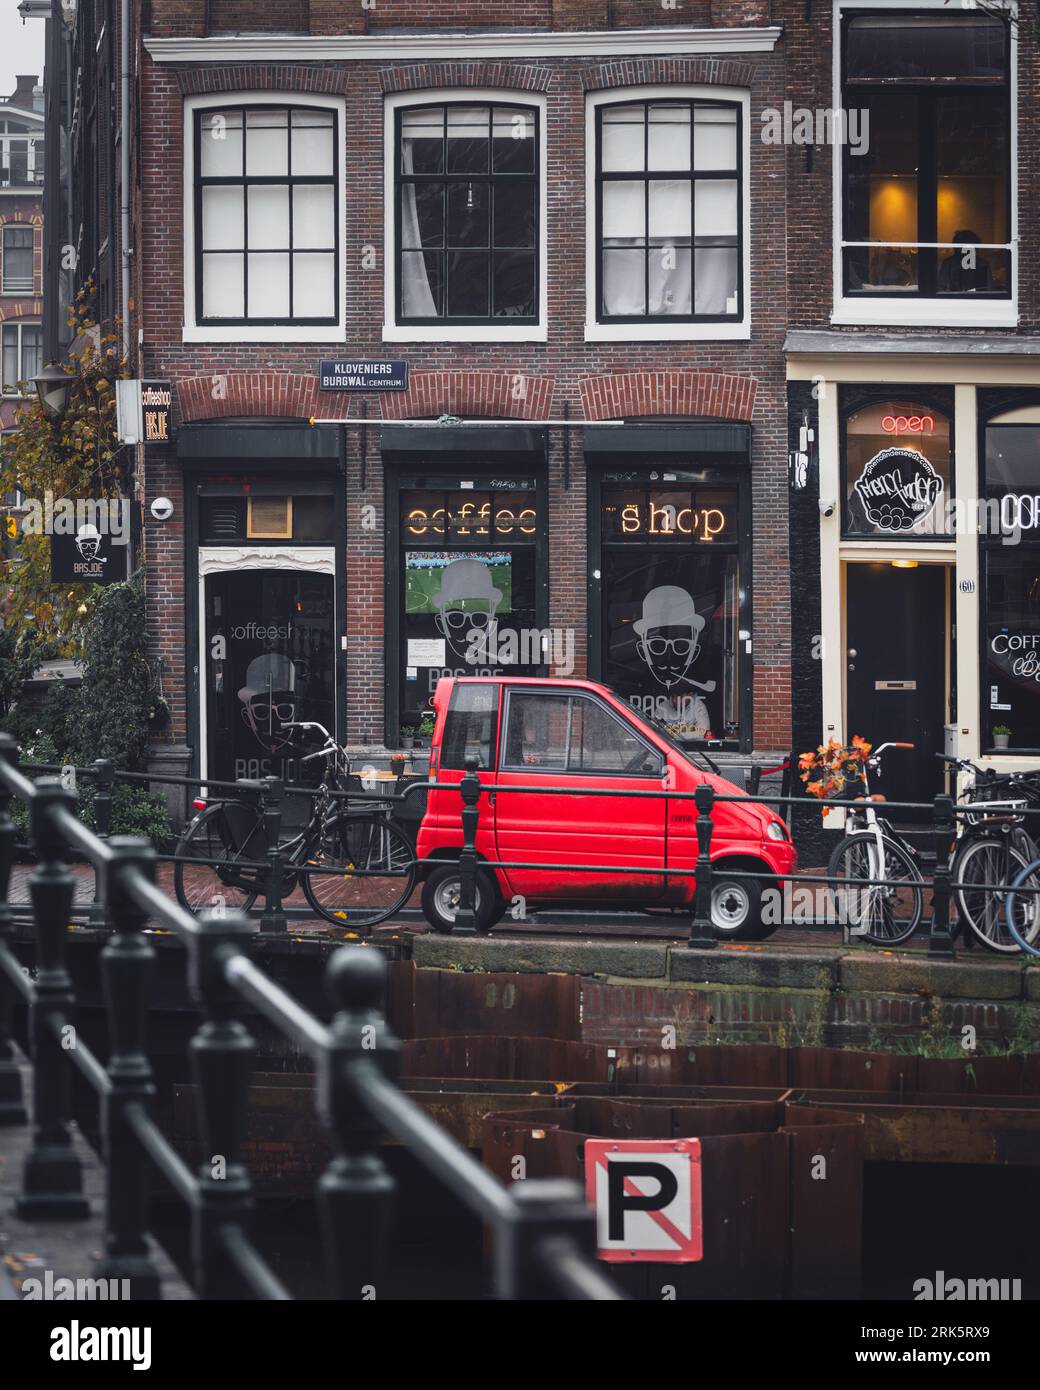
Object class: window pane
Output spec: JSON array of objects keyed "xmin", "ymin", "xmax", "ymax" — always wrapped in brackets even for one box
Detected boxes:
[
  {"xmin": 694, "ymin": 247, "xmax": 737, "ymax": 315},
  {"xmin": 505, "ymin": 694, "xmax": 571, "ymax": 770},
  {"xmin": 986, "ymin": 550, "xmax": 1040, "ymax": 750},
  {"xmin": 447, "ymin": 182, "xmax": 489, "ymax": 247},
  {"xmin": 492, "ymin": 107, "xmax": 535, "ymax": 172},
  {"xmin": 247, "ymin": 185, "xmax": 290, "ymax": 249},
  {"xmin": 647, "ymin": 104, "xmax": 691, "ymax": 172},
  {"xmin": 247, "ymin": 252, "xmax": 289, "ymax": 317},
  {"xmin": 935, "ymin": 91, "xmax": 1007, "ymax": 294},
  {"xmin": 401, "ymin": 182, "xmax": 444, "ymax": 249},
  {"xmin": 649, "ymin": 245, "xmax": 692, "ymax": 316},
  {"xmin": 493, "ymin": 182, "xmax": 536, "ymax": 247},
  {"xmin": 844, "ymin": 92, "xmax": 919, "ymax": 287},
  {"xmin": 292, "ymin": 253, "xmax": 335, "ymax": 317},
  {"xmin": 401, "ymin": 251, "xmax": 442, "ymax": 316},
  {"xmin": 649, "ymin": 180, "xmax": 691, "ymax": 239},
  {"xmin": 2, "ymin": 325, "xmax": 17, "ymax": 392},
  {"xmin": 603, "ymin": 180, "xmax": 645, "ymax": 239},
  {"xmin": 446, "ymin": 251, "xmax": 489, "ymax": 316},
  {"xmin": 21, "ymin": 325, "xmax": 41, "ymax": 382},
  {"xmin": 2, "ymin": 227, "xmax": 33, "ymax": 289},
  {"xmin": 846, "ymin": 15, "xmax": 1007, "ymax": 82},
  {"xmin": 695, "ymin": 180, "xmax": 738, "ymax": 238},
  {"xmin": 601, "ymin": 105, "xmax": 645, "ymax": 171},
  {"xmin": 202, "ymin": 253, "xmax": 244, "ymax": 318},
  {"xmin": 290, "ymin": 108, "xmax": 334, "ymax": 176},
  {"xmin": 694, "ymin": 107, "xmax": 738, "ymax": 170},
  {"xmin": 245, "ymin": 109, "xmax": 289, "ymax": 177},
  {"xmin": 202, "ymin": 186, "xmax": 243, "ymax": 250},
  {"xmin": 602, "ymin": 248, "xmax": 646, "ymax": 316},
  {"xmin": 292, "ymin": 185, "xmax": 335, "ymax": 250},
  {"xmin": 401, "ymin": 107, "xmax": 444, "ymax": 174},
  {"xmin": 844, "ymin": 400, "xmax": 952, "ymax": 538},
  {"xmin": 200, "ymin": 109, "xmax": 243, "ymax": 176},
  {"xmin": 493, "ymin": 251, "xmax": 536, "ymax": 318},
  {"xmin": 441, "ymin": 682, "xmax": 497, "ymax": 771},
  {"xmin": 570, "ymin": 699, "xmax": 656, "ymax": 773},
  {"xmin": 446, "ymin": 107, "xmax": 489, "ymax": 173}
]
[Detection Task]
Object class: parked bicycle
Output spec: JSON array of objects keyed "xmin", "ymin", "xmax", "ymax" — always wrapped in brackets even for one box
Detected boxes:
[
  {"xmin": 173, "ymin": 721, "xmax": 416, "ymax": 928},
  {"xmin": 826, "ymin": 742, "xmax": 925, "ymax": 945}
]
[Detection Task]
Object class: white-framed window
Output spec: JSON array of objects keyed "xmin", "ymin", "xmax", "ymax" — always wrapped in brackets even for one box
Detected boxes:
[
  {"xmin": 383, "ymin": 89, "xmax": 548, "ymax": 344},
  {"xmin": 1, "ymin": 225, "xmax": 34, "ymax": 295},
  {"xmin": 832, "ymin": 0, "xmax": 1017, "ymax": 329},
  {"xmin": 182, "ymin": 93, "xmax": 346, "ymax": 344},
  {"xmin": 1, "ymin": 321, "xmax": 41, "ymax": 395},
  {"xmin": 585, "ymin": 86, "xmax": 751, "ymax": 342}
]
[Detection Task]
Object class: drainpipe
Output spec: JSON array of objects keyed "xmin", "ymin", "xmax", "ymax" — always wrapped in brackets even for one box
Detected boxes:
[{"xmin": 120, "ymin": 0, "xmax": 131, "ymax": 364}]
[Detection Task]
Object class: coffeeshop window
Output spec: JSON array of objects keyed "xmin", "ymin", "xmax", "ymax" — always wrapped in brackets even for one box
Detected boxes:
[
  {"xmin": 983, "ymin": 418, "xmax": 1040, "ymax": 753},
  {"xmin": 398, "ymin": 482, "xmax": 540, "ymax": 737},
  {"xmin": 599, "ymin": 478, "xmax": 743, "ymax": 745},
  {"xmin": 843, "ymin": 398, "xmax": 952, "ymax": 539}
]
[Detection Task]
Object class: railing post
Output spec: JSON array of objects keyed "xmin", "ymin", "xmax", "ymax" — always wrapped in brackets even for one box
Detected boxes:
[
  {"xmin": 454, "ymin": 754, "xmax": 481, "ymax": 936},
  {"xmin": 317, "ymin": 947, "xmax": 399, "ymax": 1300},
  {"xmin": 16, "ymin": 778, "xmax": 90, "ymax": 1218},
  {"xmin": 687, "ymin": 782, "xmax": 718, "ymax": 950},
  {"xmin": 929, "ymin": 792, "xmax": 956, "ymax": 960},
  {"xmin": 0, "ymin": 734, "xmax": 27, "ymax": 1125},
  {"xmin": 98, "ymin": 837, "xmax": 162, "ymax": 1298},
  {"xmin": 259, "ymin": 776, "xmax": 287, "ymax": 933},
  {"xmin": 187, "ymin": 910, "xmax": 258, "ymax": 1298},
  {"xmin": 497, "ymin": 1179, "xmax": 604, "ymax": 1300},
  {"xmin": 87, "ymin": 758, "xmax": 115, "ymax": 928}
]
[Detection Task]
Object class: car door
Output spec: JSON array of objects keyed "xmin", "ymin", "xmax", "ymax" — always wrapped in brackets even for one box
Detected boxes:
[{"xmin": 493, "ymin": 688, "xmax": 667, "ymax": 902}]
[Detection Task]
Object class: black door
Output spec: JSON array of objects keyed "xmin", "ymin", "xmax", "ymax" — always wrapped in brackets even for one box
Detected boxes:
[
  {"xmin": 204, "ymin": 570, "xmax": 336, "ymax": 788},
  {"xmin": 846, "ymin": 563, "xmax": 947, "ymax": 820}
]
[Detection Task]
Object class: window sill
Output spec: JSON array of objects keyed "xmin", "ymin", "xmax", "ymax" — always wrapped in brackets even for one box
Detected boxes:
[
  {"xmin": 382, "ymin": 323, "xmax": 547, "ymax": 344},
  {"xmin": 584, "ymin": 320, "xmax": 750, "ymax": 343},
  {"xmin": 832, "ymin": 298, "xmax": 1019, "ymax": 331},
  {"xmin": 182, "ymin": 324, "xmax": 346, "ymax": 344}
]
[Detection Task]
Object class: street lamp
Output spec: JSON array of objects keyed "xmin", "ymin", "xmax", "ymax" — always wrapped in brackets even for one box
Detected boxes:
[{"xmin": 33, "ymin": 363, "xmax": 72, "ymax": 421}]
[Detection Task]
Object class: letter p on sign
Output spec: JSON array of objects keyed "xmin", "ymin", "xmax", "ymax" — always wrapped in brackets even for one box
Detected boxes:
[{"xmin": 584, "ymin": 1138, "xmax": 703, "ymax": 1262}]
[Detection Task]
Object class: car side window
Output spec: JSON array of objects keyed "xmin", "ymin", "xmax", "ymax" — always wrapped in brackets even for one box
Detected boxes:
[
  {"xmin": 503, "ymin": 692, "xmax": 571, "ymax": 769},
  {"xmin": 440, "ymin": 682, "xmax": 497, "ymax": 769},
  {"xmin": 569, "ymin": 698, "xmax": 662, "ymax": 775}
]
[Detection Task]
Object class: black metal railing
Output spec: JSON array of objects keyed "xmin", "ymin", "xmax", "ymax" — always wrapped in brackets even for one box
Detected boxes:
[{"xmin": 0, "ymin": 733, "xmax": 621, "ymax": 1301}]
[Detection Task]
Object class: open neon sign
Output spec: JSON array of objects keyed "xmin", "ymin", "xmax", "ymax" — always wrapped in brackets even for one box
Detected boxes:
[{"xmin": 881, "ymin": 414, "xmax": 935, "ymax": 436}]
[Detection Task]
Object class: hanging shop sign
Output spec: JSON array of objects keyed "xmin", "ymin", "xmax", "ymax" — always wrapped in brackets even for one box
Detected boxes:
[
  {"xmin": 50, "ymin": 528, "xmax": 129, "ymax": 584},
  {"xmin": 142, "ymin": 382, "xmax": 172, "ymax": 443},
  {"xmin": 852, "ymin": 447, "xmax": 944, "ymax": 533},
  {"xmin": 319, "ymin": 359, "xmax": 409, "ymax": 391}
]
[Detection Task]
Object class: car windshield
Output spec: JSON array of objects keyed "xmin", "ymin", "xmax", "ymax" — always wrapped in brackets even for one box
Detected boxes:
[{"xmin": 606, "ymin": 690, "xmax": 722, "ymax": 776}]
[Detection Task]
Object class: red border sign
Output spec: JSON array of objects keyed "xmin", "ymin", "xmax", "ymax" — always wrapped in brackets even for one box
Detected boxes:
[{"xmin": 584, "ymin": 1138, "xmax": 703, "ymax": 1263}]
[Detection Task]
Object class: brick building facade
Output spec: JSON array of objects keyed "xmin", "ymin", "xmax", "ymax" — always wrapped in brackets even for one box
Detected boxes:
[{"xmin": 0, "ymin": 76, "xmax": 44, "ymax": 436}]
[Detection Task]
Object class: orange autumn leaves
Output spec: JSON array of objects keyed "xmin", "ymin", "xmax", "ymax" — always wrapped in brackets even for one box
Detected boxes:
[{"xmin": 798, "ymin": 735, "xmax": 872, "ymax": 814}]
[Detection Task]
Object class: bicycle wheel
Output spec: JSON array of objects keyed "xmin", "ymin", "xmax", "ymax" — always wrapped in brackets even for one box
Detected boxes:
[
  {"xmin": 174, "ymin": 803, "xmax": 261, "ymax": 915},
  {"xmin": 1004, "ymin": 860, "xmax": 1040, "ymax": 958},
  {"xmin": 954, "ymin": 835, "xmax": 1040, "ymax": 954},
  {"xmin": 827, "ymin": 831, "xmax": 923, "ymax": 945},
  {"xmin": 301, "ymin": 813, "xmax": 416, "ymax": 929}
]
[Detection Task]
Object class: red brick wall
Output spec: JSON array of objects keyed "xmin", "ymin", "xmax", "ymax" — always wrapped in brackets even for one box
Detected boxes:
[{"xmin": 138, "ymin": 35, "xmax": 792, "ymax": 752}]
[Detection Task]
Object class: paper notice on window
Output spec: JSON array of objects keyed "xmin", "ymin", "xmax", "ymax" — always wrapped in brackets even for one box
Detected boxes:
[{"xmin": 407, "ymin": 638, "xmax": 446, "ymax": 667}]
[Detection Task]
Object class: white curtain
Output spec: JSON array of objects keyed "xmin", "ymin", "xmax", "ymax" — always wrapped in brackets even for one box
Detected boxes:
[{"xmin": 399, "ymin": 139, "xmax": 437, "ymax": 317}]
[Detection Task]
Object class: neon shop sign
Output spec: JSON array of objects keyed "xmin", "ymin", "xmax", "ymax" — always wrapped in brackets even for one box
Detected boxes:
[
  {"xmin": 406, "ymin": 502, "xmax": 536, "ymax": 537},
  {"xmin": 881, "ymin": 414, "xmax": 935, "ymax": 436},
  {"xmin": 619, "ymin": 502, "xmax": 729, "ymax": 541}
]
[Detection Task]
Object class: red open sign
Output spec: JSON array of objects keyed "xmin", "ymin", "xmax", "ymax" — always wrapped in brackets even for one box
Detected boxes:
[{"xmin": 881, "ymin": 414, "xmax": 934, "ymax": 436}]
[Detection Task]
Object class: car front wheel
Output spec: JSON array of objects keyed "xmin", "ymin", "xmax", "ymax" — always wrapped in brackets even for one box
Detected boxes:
[
  {"xmin": 421, "ymin": 863, "xmax": 504, "ymax": 935},
  {"xmin": 709, "ymin": 874, "xmax": 764, "ymax": 940}
]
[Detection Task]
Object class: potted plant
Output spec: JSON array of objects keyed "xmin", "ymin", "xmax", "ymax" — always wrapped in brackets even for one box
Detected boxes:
[
  {"xmin": 399, "ymin": 724, "xmax": 417, "ymax": 749},
  {"xmin": 416, "ymin": 713, "xmax": 435, "ymax": 748},
  {"xmin": 992, "ymin": 724, "xmax": 1012, "ymax": 751}
]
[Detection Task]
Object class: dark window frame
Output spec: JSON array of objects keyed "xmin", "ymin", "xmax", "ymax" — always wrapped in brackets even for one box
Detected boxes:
[
  {"xmin": 192, "ymin": 103, "xmax": 340, "ymax": 328},
  {"xmin": 594, "ymin": 97, "xmax": 744, "ymax": 326},
  {"xmin": 839, "ymin": 384, "xmax": 956, "ymax": 542},
  {"xmin": 1, "ymin": 319, "xmax": 42, "ymax": 396},
  {"xmin": 840, "ymin": 9, "xmax": 1012, "ymax": 301},
  {"xmin": 498, "ymin": 687, "xmax": 665, "ymax": 778},
  {"xmin": 393, "ymin": 101, "xmax": 541, "ymax": 327},
  {"xmin": 2, "ymin": 224, "xmax": 34, "ymax": 295}
]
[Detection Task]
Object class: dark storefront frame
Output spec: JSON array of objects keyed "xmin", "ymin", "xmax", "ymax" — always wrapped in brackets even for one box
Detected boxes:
[
  {"xmin": 383, "ymin": 431, "xmax": 549, "ymax": 747},
  {"xmin": 180, "ymin": 423, "xmax": 347, "ymax": 779},
  {"xmin": 585, "ymin": 425, "xmax": 754, "ymax": 754},
  {"xmin": 977, "ymin": 389, "xmax": 1040, "ymax": 756}
]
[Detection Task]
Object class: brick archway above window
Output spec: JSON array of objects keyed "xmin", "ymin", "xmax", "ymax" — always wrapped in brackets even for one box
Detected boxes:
[
  {"xmin": 177, "ymin": 372, "xmax": 345, "ymax": 423},
  {"xmin": 578, "ymin": 58, "xmax": 756, "ymax": 92},
  {"xmin": 380, "ymin": 370, "xmax": 556, "ymax": 420},
  {"xmin": 378, "ymin": 63, "xmax": 554, "ymax": 94},
  {"xmin": 580, "ymin": 370, "xmax": 757, "ymax": 422},
  {"xmin": 175, "ymin": 66, "xmax": 350, "ymax": 97}
]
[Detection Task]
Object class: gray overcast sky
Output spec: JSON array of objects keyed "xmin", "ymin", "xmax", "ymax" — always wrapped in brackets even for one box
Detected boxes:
[{"xmin": 0, "ymin": 2, "xmax": 45, "ymax": 102}]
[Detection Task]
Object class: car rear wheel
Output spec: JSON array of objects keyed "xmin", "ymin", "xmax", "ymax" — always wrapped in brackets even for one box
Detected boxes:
[
  {"xmin": 710, "ymin": 874, "xmax": 764, "ymax": 940},
  {"xmin": 421, "ymin": 863, "xmax": 504, "ymax": 935}
]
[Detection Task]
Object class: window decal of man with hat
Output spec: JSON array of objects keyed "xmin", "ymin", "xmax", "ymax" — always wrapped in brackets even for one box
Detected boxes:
[
  {"xmin": 237, "ymin": 652, "xmax": 300, "ymax": 755},
  {"xmin": 633, "ymin": 584, "xmax": 716, "ymax": 738},
  {"xmin": 431, "ymin": 556, "xmax": 506, "ymax": 665}
]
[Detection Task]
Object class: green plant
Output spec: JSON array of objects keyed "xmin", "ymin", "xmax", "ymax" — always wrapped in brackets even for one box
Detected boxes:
[
  {"xmin": 70, "ymin": 574, "xmax": 152, "ymax": 770},
  {"xmin": 992, "ymin": 724, "xmax": 1011, "ymax": 738},
  {"xmin": 418, "ymin": 714, "xmax": 435, "ymax": 736}
]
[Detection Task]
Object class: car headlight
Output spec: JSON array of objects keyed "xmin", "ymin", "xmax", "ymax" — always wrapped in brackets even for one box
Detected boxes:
[{"xmin": 766, "ymin": 820, "xmax": 788, "ymax": 841}]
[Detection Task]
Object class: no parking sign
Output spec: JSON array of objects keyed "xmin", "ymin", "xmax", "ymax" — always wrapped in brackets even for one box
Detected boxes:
[{"xmin": 584, "ymin": 1138, "xmax": 703, "ymax": 1263}]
